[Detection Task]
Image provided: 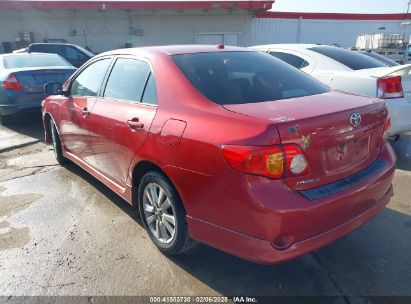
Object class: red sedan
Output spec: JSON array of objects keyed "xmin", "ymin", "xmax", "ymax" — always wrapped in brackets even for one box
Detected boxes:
[{"xmin": 42, "ymin": 45, "xmax": 396, "ymax": 264}]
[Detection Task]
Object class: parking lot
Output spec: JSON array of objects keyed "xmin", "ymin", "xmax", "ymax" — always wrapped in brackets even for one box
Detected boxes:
[{"xmin": 0, "ymin": 112, "xmax": 410, "ymax": 299}]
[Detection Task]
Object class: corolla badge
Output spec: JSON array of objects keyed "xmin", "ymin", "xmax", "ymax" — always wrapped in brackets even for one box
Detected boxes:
[
  {"xmin": 296, "ymin": 177, "xmax": 320, "ymax": 186},
  {"xmin": 350, "ymin": 112, "xmax": 362, "ymax": 127}
]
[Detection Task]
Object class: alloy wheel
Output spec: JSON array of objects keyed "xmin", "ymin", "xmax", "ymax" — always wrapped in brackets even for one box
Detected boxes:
[{"xmin": 143, "ymin": 182, "xmax": 176, "ymax": 244}]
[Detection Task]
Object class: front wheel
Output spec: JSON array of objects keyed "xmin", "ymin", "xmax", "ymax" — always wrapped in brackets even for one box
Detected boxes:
[
  {"xmin": 50, "ymin": 119, "xmax": 67, "ymax": 165},
  {"xmin": 138, "ymin": 171, "xmax": 198, "ymax": 255}
]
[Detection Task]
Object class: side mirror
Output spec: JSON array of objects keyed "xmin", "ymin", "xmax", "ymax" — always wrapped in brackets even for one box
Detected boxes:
[{"xmin": 44, "ymin": 82, "xmax": 63, "ymax": 96}]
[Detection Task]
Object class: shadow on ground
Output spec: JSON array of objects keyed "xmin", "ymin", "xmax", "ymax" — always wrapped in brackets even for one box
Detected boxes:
[
  {"xmin": 2, "ymin": 110, "xmax": 44, "ymax": 140},
  {"xmin": 390, "ymin": 133, "xmax": 411, "ymax": 171},
  {"xmin": 62, "ymin": 162, "xmax": 141, "ymax": 225},
  {"xmin": 168, "ymin": 207, "xmax": 411, "ymax": 297}
]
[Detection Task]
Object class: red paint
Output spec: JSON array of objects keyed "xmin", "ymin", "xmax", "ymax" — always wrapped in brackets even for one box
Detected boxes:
[
  {"xmin": 0, "ymin": 1, "xmax": 273, "ymax": 11},
  {"xmin": 257, "ymin": 11, "xmax": 411, "ymax": 21},
  {"xmin": 42, "ymin": 45, "xmax": 395, "ymax": 264}
]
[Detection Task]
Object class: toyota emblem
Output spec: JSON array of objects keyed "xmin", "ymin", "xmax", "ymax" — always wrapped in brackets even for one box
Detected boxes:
[{"xmin": 350, "ymin": 112, "xmax": 361, "ymax": 127}]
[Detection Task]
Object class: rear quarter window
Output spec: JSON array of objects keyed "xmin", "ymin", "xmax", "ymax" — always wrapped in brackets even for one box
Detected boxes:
[
  {"xmin": 309, "ymin": 46, "xmax": 387, "ymax": 70},
  {"xmin": 172, "ymin": 51, "xmax": 329, "ymax": 105},
  {"xmin": 269, "ymin": 51, "xmax": 309, "ymax": 69}
]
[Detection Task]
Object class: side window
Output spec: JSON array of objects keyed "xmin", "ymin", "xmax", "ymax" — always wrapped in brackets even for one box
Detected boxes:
[
  {"xmin": 70, "ymin": 58, "xmax": 111, "ymax": 97},
  {"xmin": 104, "ymin": 58, "xmax": 150, "ymax": 103},
  {"xmin": 269, "ymin": 51, "xmax": 309, "ymax": 69},
  {"xmin": 142, "ymin": 73, "xmax": 157, "ymax": 105}
]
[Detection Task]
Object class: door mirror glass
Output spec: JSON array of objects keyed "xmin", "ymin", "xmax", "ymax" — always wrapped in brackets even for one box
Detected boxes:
[{"xmin": 44, "ymin": 82, "xmax": 63, "ymax": 96}]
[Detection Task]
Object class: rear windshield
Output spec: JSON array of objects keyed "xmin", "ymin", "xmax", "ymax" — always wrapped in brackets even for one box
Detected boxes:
[
  {"xmin": 309, "ymin": 46, "xmax": 387, "ymax": 70},
  {"xmin": 360, "ymin": 51, "xmax": 400, "ymax": 67},
  {"xmin": 172, "ymin": 51, "xmax": 329, "ymax": 105},
  {"xmin": 3, "ymin": 53, "xmax": 71, "ymax": 69}
]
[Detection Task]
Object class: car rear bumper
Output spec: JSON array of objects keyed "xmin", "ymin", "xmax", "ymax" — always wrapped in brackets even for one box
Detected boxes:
[
  {"xmin": 168, "ymin": 142, "xmax": 396, "ymax": 264},
  {"xmin": 188, "ymin": 184, "xmax": 392, "ymax": 264},
  {"xmin": 0, "ymin": 89, "xmax": 44, "ymax": 115}
]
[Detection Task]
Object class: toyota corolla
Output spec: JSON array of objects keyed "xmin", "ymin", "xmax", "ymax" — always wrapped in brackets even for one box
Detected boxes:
[{"xmin": 42, "ymin": 45, "xmax": 396, "ymax": 264}]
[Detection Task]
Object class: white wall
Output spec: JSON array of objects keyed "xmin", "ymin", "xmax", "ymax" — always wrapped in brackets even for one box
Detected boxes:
[
  {"xmin": 0, "ymin": 9, "xmax": 254, "ymax": 53},
  {"xmin": 252, "ymin": 17, "xmax": 411, "ymax": 47}
]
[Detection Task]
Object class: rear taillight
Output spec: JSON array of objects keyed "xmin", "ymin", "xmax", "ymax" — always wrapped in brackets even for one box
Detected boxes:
[
  {"xmin": 221, "ymin": 144, "xmax": 310, "ymax": 179},
  {"xmin": 3, "ymin": 74, "xmax": 23, "ymax": 91},
  {"xmin": 377, "ymin": 76, "xmax": 403, "ymax": 99},
  {"xmin": 284, "ymin": 145, "xmax": 310, "ymax": 176},
  {"xmin": 383, "ymin": 117, "xmax": 392, "ymax": 139}
]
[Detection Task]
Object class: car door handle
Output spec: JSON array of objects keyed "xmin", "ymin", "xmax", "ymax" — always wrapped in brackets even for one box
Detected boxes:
[
  {"xmin": 80, "ymin": 107, "xmax": 89, "ymax": 117},
  {"xmin": 127, "ymin": 118, "xmax": 144, "ymax": 129}
]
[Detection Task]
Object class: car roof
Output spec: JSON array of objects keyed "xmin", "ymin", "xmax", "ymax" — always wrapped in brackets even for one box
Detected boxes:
[
  {"xmin": 99, "ymin": 44, "xmax": 253, "ymax": 56},
  {"xmin": 1, "ymin": 52, "xmax": 60, "ymax": 57},
  {"xmin": 251, "ymin": 44, "xmax": 319, "ymax": 50},
  {"xmin": 30, "ymin": 43, "xmax": 76, "ymax": 46}
]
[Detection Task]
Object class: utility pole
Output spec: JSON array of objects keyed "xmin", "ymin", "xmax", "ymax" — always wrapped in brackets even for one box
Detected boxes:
[{"xmin": 401, "ymin": 0, "xmax": 411, "ymax": 62}]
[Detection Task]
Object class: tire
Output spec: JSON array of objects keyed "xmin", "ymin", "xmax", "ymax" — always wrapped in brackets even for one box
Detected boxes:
[
  {"xmin": 50, "ymin": 119, "xmax": 67, "ymax": 165},
  {"xmin": 138, "ymin": 171, "xmax": 199, "ymax": 255}
]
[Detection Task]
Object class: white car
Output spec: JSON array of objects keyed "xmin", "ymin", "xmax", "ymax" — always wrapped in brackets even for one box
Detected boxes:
[{"xmin": 251, "ymin": 44, "xmax": 411, "ymax": 138}]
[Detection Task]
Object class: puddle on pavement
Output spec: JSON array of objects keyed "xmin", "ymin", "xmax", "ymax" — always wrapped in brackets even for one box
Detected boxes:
[
  {"xmin": 0, "ymin": 191, "xmax": 43, "ymax": 250},
  {"xmin": 0, "ymin": 192, "xmax": 43, "ymax": 218},
  {"xmin": 0, "ymin": 226, "xmax": 30, "ymax": 250}
]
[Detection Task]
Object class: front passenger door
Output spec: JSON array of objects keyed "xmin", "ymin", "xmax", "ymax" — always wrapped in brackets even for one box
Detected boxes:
[{"xmin": 58, "ymin": 58, "xmax": 112, "ymax": 168}]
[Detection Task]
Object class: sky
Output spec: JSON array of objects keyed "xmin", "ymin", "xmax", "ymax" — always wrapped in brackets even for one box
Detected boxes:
[{"xmin": 271, "ymin": 0, "xmax": 410, "ymax": 14}]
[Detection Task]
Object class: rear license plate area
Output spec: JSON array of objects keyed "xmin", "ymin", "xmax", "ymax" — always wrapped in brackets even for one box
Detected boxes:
[{"xmin": 322, "ymin": 135, "xmax": 370, "ymax": 174}]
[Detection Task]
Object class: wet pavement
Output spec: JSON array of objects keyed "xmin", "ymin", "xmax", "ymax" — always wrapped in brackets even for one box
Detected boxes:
[{"xmin": 0, "ymin": 112, "xmax": 410, "ymax": 298}]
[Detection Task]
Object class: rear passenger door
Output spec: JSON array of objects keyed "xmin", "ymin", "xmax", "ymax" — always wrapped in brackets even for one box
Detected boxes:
[{"xmin": 89, "ymin": 56, "xmax": 158, "ymax": 188}]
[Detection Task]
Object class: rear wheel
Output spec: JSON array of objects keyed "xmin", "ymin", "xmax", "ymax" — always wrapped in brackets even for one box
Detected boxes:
[
  {"xmin": 138, "ymin": 171, "xmax": 198, "ymax": 255},
  {"xmin": 50, "ymin": 119, "xmax": 67, "ymax": 165}
]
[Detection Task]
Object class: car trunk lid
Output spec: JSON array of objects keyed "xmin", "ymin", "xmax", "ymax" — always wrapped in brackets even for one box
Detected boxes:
[
  {"xmin": 11, "ymin": 67, "xmax": 75, "ymax": 94},
  {"xmin": 223, "ymin": 91, "xmax": 387, "ymax": 190}
]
